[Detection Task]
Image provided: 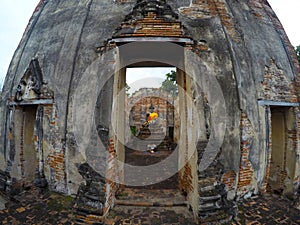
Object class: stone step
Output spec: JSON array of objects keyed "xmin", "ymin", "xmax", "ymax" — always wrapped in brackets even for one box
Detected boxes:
[
  {"xmin": 74, "ymin": 208, "xmax": 103, "ymax": 216},
  {"xmin": 115, "ymin": 199, "xmax": 188, "ymax": 207},
  {"xmin": 199, "ymin": 201, "xmax": 222, "ymax": 211},
  {"xmin": 199, "ymin": 177, "xmax": 217, "ymax": 183},
  {"xmin": 116, "ymin": 188, "xmax": 185, "ymax": 204},
  {"xmin": 82, "ymin": 193, "xmax": 105, "ymax": 201},
  {"xmin": 198, "ymin": 177, "xmax": 216, "ymax": 185},
  {"xmin": 72, "ymin": 207, "xmax": 104, "ymax": 224},
  {"xmin": 106, "ymin": 205, "xmax": 197, "ymax": 224},
  {"xmin": 138, "ymin": 135, "xmax": 168, "ymax": 140},
  {"xmin": 199, "ymin": 194, "xmax": 221, "ymax": 203},
  {"xmin": 134, "ymin": 140, "xmax": 169, "ymax": 146},
  {"xmin": 199, "ymin": 184, "xmax": 216, "ymax": 193},
  {"xmin": 200, "ymin": 190, "xmax": 222, "ymax": 198}
]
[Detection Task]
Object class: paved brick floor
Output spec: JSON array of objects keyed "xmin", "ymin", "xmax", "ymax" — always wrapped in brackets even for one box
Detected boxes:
[
  {"xmin": 0, "ymin": 186, "xmax": 300, "ymax": 224},
  {"xmin": 106, "ymin": 206, "xmax": 197, "ymax": 225},
  {"xmin": 236, "ymin": 194, "xmax": 300, "ymax": 225}
]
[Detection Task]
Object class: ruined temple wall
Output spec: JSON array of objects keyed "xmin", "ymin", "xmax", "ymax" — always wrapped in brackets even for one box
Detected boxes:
[
  {"xmin": 175, "ymin": 0, "xmax": 300, "ymax": 197},
  {"xmin": 178, "ymin": 0, "xmax": 242, "ymax": 194},
  {"xmin": 225, "ymin": 0, "xmax": 299, "ymax": 195},
  {"xmin": 0, "ymin": 0, "xmax": 135, "ymax": 193},
  {"xmin": 0, "ymin": 0, "xmax": 299, "ymax": 198},
  {"xmin": 63, "ymin": 0, "xmax": 135, "ymax": 194}
]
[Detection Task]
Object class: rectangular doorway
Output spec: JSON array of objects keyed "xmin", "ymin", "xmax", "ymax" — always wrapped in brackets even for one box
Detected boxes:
[
  {"xmin": 13, "ymin": 105, "xmax": 38, "ymax": 182},
  {"xmin": 267, "ymin": 107, "xmax": 296, "ymax": 194}
]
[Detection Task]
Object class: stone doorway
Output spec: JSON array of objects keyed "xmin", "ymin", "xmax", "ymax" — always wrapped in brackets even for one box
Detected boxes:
[
  {"xmin": 112, "ymin": 65, "xmax": 192, "ymax": 208},
  {"xmin": 115, "ymin": 66, "xmax": 182, "ymax": 205},
  {"xmin": 12, "ymin": 105, "xmax": 38, "ymax": 182},
  {"xmin": 111, "ymin": 41, "xmax": 199, "ymax": 217},
  {"xmin": 267, "ymin": 106, "xmax": 296, "ymax": 194}
]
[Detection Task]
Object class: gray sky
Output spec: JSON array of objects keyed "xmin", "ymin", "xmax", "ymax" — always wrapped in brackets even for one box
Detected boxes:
[
  {"xmin": 0, "ymin": 0, "xmax": 299, "ymax": 88},
  {"xmin": 0, "ymin": 0, "xmax": 40, "ymax": 85}
]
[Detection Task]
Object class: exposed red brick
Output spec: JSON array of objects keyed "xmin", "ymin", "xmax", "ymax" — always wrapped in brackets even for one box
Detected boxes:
[
  {"xmin": 222, "ymin": 170, "xmax": 236, "ymax": 191},
  {"xmin": 43, "ymin": 105, "xmax": 67, "ymax": 189},
  {"xmin": 129, "ymin": 88, "xmax": 175, "ymax": 131},
  {"xmin": 207, "ymin": 0, "xmax": 240, "ymax": 42},
  {"xmin": 114, "ymin": 10, "xmax": 185, "ymax": 38},
  {"xmin": 105, "ymin": 138, "xmax": 120, "ymax": 212},
  {"xmin": 180, "ymin": 164, "xmax": 194, "ymax": 194},
  {"xmin": 238, "ymin": 113, "xmax": 255, "ymax": 194},
  {"xmin": 261, "ymin": 59, "xmax": 297, "ymax": 102},
  {"xmin": 46, "ymin": 153, "xmax": 65, "ymax": 182}
]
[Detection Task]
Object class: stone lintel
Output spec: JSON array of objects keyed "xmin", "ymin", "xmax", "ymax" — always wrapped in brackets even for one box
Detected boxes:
[
  {"xmin": 110, "ymin": 37, "xmax": 194, "ymax": 44},
  {"xmin": 9, "ymin": 99, "xmax": 53, "ymax": 106},
  {"xmin": 258, "ymin": 100, "xmax": 299, "ymax": 107}
]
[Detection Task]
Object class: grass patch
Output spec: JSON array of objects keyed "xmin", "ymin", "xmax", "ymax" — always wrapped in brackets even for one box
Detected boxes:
[{"xmin": 47, "ymin": 192, "xmax": 74, "ymax": 211}]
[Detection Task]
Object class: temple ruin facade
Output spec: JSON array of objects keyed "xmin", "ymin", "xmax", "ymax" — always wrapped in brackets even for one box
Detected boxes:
[{"xmin": 0, "ymin": 0, "xmax": 300, "ymax": 223}]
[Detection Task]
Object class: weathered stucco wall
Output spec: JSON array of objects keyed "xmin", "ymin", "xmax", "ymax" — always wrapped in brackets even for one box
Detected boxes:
[
  {"xmin": 0, "ymin": 0, "xmax": 135, "ymax": 193},
  {"xmin": 0, "ymin": 0, "xmax": 299, "ymax": 217}
]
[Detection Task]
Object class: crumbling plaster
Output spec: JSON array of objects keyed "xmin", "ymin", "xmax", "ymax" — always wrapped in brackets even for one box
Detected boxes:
[{"xmin": 0, "ymin": 0, "xmax": 299, "ymax": 200}]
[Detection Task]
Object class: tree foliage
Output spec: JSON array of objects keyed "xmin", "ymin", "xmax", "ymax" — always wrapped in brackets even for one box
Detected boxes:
[
  {"xmin": 295, "ymin": 45, "xmax": 300, "ymax": 66},
  {"xmin": 161, "ymin": 70, "xmax": 178, "ymax": 97}
]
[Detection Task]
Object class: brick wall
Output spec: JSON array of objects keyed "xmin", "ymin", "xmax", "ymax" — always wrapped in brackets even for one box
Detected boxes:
[
  {"xmin": 115, "ymin": 12, "xmax": 183, "ymax": 38},
  {"xmin": 179, "ymin": 0, "xmax": 239, "ymax": 41},
  {"xmin": 222, "ymin": 170, "xmax": 236, "ymax": 192},
  {"xmin": 207, "ymin": 0, "xmax": 240, "ymax": 42},
  {"xmin": 179, "ymin": 164, "xmax": 194, "ymax": 194},
  {"xmin": 248, "ymin": 0, "xmax": 269, "ymax": 21},
  {"xmin": 46, "ymin": 153, "xmax": 65, "ymax": 182},
  {"xmin": 43, "ymin": 104, "xmax": 67, "ymax": 192},
  {"xmin": 104, "ymin": 138, "xmax": 118, "ymax": 214},
  {"xmin": 262, "ymin": 1, "xmax": 300, "ymax": 104},
  {"xmin": 237, "ymin": 113, "xmax": 255, "ymax": 195},
  {"xmin": 129, "ymin": 88, "xmax": 175, "ymax": 131},
  {"xmin": 179, "ymin": 0, "xmax": 212, "ymax": 19},
  {"xmin": 261, "ymin": 59, "xmax": 297, "ymax": 102}
]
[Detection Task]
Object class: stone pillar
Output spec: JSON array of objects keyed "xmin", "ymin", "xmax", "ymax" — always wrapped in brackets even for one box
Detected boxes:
[{"xmin": 33, "ymin": 105, "xmax": 48, "ymax": 188}]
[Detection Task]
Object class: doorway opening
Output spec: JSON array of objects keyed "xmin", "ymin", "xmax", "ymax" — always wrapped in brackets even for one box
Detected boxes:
[
  {"xmin": 112, "ymin": 41, "xmax": 197, "ymax": 212},
  {"xmin": 13, "ymin": 105, "xmax": 38, "ymax": 182},
  {"xmin": 125, "ymin": 66, "xmax": 178, "ymax": 189},
  {"xmin": 267, "ymin": 107, "xmax": 296, "ymax": 194},
  {"xmin": 114, "ymin": 64, "xmax": 188, "ymax": 207}
]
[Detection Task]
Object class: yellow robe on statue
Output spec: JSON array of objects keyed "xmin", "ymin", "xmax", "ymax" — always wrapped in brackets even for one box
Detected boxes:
[{"xmin": 148, "ymin": 112, "xmax": 158, "ymax": 122}]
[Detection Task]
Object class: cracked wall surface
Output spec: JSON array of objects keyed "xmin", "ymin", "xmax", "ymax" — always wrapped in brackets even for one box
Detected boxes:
[{"xmin": 0, "ymin": 0, "xmax": 299, "ymax": 221}]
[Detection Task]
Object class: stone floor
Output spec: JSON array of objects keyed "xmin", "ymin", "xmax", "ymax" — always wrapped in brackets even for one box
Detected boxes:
[
  {"xmin": 105, "ymin": 188, "xmax": 195, "ymax": 224},
  {"xmin": 0, "ymin": 187, "xmax": 72, "ymax": 225},
  {"xmin": 106, "ymin": 206, "xmax": 197, "ymax": 225},
  {"xmin": 237, "ymin": 193, "xmax": 300, "ymax": 225},
  {"xmin": 0, "ymin": 186, "xmax": 300, "ymax": 224}
]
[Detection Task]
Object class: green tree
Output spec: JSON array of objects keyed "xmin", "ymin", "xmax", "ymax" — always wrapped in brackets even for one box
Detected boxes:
[
  {"xmin": 161, "ymin": 70, "xmax": 178, "ymax": 97},
  {"xmin": 295, "ymin": 45, "xmax": 300, "ymax": 66}
]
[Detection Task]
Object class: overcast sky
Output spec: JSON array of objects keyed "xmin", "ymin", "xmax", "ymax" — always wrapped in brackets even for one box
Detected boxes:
[{"xmin": 0, "ymin": 0, "xmax": 299, "ymax": 88}]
